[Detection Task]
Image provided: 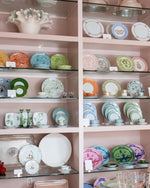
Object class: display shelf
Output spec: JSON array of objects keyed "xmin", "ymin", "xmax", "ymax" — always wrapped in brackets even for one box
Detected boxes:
[
  {"xmin": 0, "ymin": 127, "xmax": 79, "ymax": 135},
  {"xmin": 83, "ymin": 97, "xmax": 149, "ymax": 100},
  {"xmin": 84, "ymin": 165, "xmax": 148, "ymax": 174},
  {"xmin": 84, "ymin": 125, "xmax": 150, "ymax": 132},
  {"xmin": 0, "ymin": 166, "xmax": 78, "ymax": 180}
]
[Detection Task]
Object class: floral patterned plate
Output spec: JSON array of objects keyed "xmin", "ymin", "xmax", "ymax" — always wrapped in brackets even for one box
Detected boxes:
[
  {"xmin": 123, "ymin": 101, "xmax": 140, "ymax": 116},
  {"xmin": 5, "ymin": 113, "xmax": 20, "ymax": 128},
  {"xmin": 84, "ymin": 148, "xmax": 103, "ymax": 169},
  {"xmin": 112, "ymin": 23, "xmax": 128, "ymax": 40},
  {"xmin": 25, "ymin": 159, "xmax": 39, "ymax": 174},
  {"xmin": 116, "ymin": 55, "xmax": 135, "ymax": 71},
  {"xmin": 127, "ymin": 144, "xmax": 145, "ymax": 162},
  {"xmin": 97, "ymin": 56, "xmax": 110, "ymax": 71},
  {"xmin": 132, "ymin": 57, "xmax": 148, "ymax": 72},
  {"xmin": 0, "ymin": 78, "xmax": 12, "ymax": 97},
  {"xmin": 127, "ymin": 80, "xmax": 144, "ymax": 97},
  {"xmin": 18, "ymin": 144, "xmax": 42, "ymax": 165},
  {"xmin": 42, "ymin": 78, "xmax": 64, "ymax": 98},
  {"xmin": 33, "ymin": 112, "xmax": 47, "ymax": 126},
  {"xmin": 83, "ymin": 53, "xmax": 98, "ymax": 70},
  {"xmin": 94, "ymin": 177, "xmax": 108, "ymax": 188}
]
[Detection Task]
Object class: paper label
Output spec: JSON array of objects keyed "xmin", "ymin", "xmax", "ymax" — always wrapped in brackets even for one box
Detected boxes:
[
  {"xmin": 14, "ymin": 169, "xmax": 22, "ymax": 176},
  {"xmin": 6, "ymin": 61, "xmax": 16, "ymax": 68},
  {"xmin": 109, "ymin": 66, "xmax": 118, "ymax": 71},
  {"xmin": 83, "ymin": 119, "xmax": 90, "ymax": 127},
  {"xmin": 103, "ymin": 34, "xmax": 111, "ymax": 39},
  {"xmin": 7, "ymin": 90, "xmax": 16, "ymax": 98},
  {"xmin": 85, "ymin": 160, "xmax": 93, "ymax": 171}
]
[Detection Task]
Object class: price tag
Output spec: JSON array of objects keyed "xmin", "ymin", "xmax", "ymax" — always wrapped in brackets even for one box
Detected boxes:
[
  {"xmin": 85, "ymin": 160, "xmax": 93, "ymax": 172},
  {"xmin": 103, "ymin": 34, "xmax": 111, "ymax": 39},
  {"xmin": 109, "ymin": 66, "xmax": 118, "ymax": 71},
  {"xmin": 6, "ymin": 61, "xmax": 16, "ymax": 68},
  {"xmin": 7, "ymin": 90, "xmax": 16, "ymax": 98},
  {"xmin": 14, "ymin": 169, "xmax": 22, "ymax": 177},
  {"xmin": 82, "ymin": 119, "xmax": 90, "ymax": 127}
]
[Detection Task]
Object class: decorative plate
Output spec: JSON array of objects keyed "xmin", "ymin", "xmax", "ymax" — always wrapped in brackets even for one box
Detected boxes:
[
  {"xmin": 42, "ymin": 78, "xmax": 64, "ymax": 98},
  {"xmin": 25, "ymin": 159, "xmax": 39, "ymax": 175},
  {"xmin": 83, "ymin": 78, "xmax": 99, "ymax": 97},
  {"xmin": 127, "ymin": 80, "xmax": 144, "ymax": 97},
  {"xmin": 127, "ymin": 144, "xmax": 145, "ymax": 162},
  {"xmin": 102, "ymin": 102, "xmax": 120, "ymax": 116},
  {"xmin": 18, "ymin": 144, "xmax": 42, "ymax": 165},
  {"xmin": 129, "ymin": 110, "xmax": 142, "ymax": 123},
  {"xmin": 50, "ymin": 54, "xmax": 69, "ymax": 69},
  {"xmin": 132, "ymin": 57, "xmax": 148, "ymax": 72},
  {"xmin": 39, "ymin": 133, "xmax": 72, "ymax": 167},
  {"xmin": 5, "ymin": 113, "xmax": 20, "ymax": 128},
  {"xmin": 83, "ymin": 53, "xmax": 98, "ymax": 70},
  {"xmin": 83, "ymin": 111, "xmax": 97, "ymax": 120},
  {"xmin": 132, "ymin": 22, "xmax": 150, "ymax": 41},
  {"xmin": 107, "ymin": 111, "xmax": 121, "ymax": 123},
  {"xmin": 102, "ymin": 79, "xmax": 121, "ymax": 97},
  {"xmin": 97, "ymin": 56, "xmax": 110, "ymax": 71},
  {"xmin": 94, "ymin": 177, "xmax": 108, "ymax": 188},
  {"xmin": 10, "ymin": 78, "xmax": 28, "ymax": 89},
  {"xmin": 84, "ymin": 183, "xmax": 93, "ymax": 188},
  {"xmin": 105, "ymin": 106, "xmax": 120, "ymax": 119},
  {"xmin": 116, "ymin": 55, "xmax": 135, "ymax": 71},
  {"xmin": 9, "ymin": 52, "xmax": 30, "ymax": 68},
  {"xmin": 13, "ymin": 85, "xmax": 27, "ymax": 97},
  {"xmin": 33, "ymin": 112, "xmax": 47, "ymax": 126},
  {"xmin": 111, "ymin": 145, "xmax": 135, "ymax": 163},
  {"xmin": 92, "ymin": 146, "xmax": 110, "ymax": 164},
  {"xmin": 52, "ymin": 108, "xmax": 69, "ymax": 120},
  {"xmin": 55, "ymin": 114, "xmax": 68, "ymax": 126},
  {"xmin": 123, "ymin": 101, "xmax": 140, "ymax": 116},
  {"xmin": 112, "ymin": 23, "xmax": 128, "ymax": 39},
  {"xmin": 0, "ymin": 78, "xmax": 12, "ymax": 97},
  {"xmin": 83, "ymin": 148, "xmax": 103, "ymax": 169},
  {"xmin": 126, "ymin": 106, "xmax": 142, "ymax": 119},
  {"xmin": 83, "ymin": 19, "xmax": 104, "ymax": 38},
  {"xmin": 30, "ymin": 52, "xmax": 51, "ymax": 69},
  {"xmin": 0, "ymin": 50, "xmax": 9, "ymax": 67}
]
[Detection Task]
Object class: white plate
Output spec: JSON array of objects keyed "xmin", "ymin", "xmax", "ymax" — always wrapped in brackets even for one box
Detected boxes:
[
  {"xmin": 97, "ymin": 56, "xmax": 111, "ymax": 71},
  {"xmin": 25, "ymin": 160, "xmax": 39, "ymax": 175},
  {"xmin": 83, "ymin": 19, "xmax": 104, "ymax": 38},
  {"xmin": 5, "ymin": 113, "xmax": 20, "ymax": 128},
  {"xmin": 39, "ymin": 133, "xmax": 72, "ymax": 167},
  {"xmin": 42, "ymin": 78, "xmax": 64, "ymax": 98},
  {"xmin": 18, "ymin": 144, "xmax": 42, "ymax": 165},
  {"xmin": 132, "ymin": 22, "xmax": 150, "ymax": 41},
  {"xmin": 33, "ymin": 112, "xmax": 47, "ymax": 126}
]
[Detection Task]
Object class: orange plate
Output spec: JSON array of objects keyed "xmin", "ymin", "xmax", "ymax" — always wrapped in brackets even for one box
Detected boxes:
[
  {"xmin": 9, "ymin": 52, "xmax": 30, "ymax": 68},
  {"xmin": 0, "ymin": 50, "xmax": 9, "ymax": 67},
  {"xmin": 83, "ymin": 78, "xmax": 99, "ymax": 97}
]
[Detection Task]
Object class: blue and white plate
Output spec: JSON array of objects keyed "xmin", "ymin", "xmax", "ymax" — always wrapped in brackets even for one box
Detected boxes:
[
  {"xmin": 92, "ymin": 146, "xmax": 110, "ymax": 164},
  {"xmin": 105, "ymin": 106, "xmax": 120, "ymax": 119},
  {"xmin": 84, "ymin": 183, "xmax": 93, "ymax": 188},
  {"xmin": 0, "ymin": 78, "xmax": 12, "ymax": 97},
  {"xmin": 83, "ymin": 111, "xmax": 97, "ymax": 120},
  {"xmin": 30, "ymin": 52, "xmax": 51, "ymax": 69},
  {"xmin": 83, "ymin": 102, "xmax": 98, "ymax": 120},
  {"xmin": 112, "ymin": 23, "xmax": 128, "ymax": 40},
  {"xmin": 108, "ymin": 111, "xmax": 121, "ymax": 123}
]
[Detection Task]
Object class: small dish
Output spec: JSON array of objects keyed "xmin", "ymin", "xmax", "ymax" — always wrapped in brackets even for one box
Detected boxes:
[
  {"xmin": 103, "ymin": 163, "xmax": 118, "ymax": 170},
  {"xmin": 25, "ymin": 159, "xmax": 39, "ymax": 175},
  {"xmin": 120, "ymin": 162, "xmax": 136, "ymax": 169}
]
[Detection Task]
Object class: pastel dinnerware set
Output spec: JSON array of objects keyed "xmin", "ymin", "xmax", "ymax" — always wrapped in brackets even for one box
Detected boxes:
[
  {"xmin": 83, "ymin": 53, "xmax": 149, "ymax": 72},
  {"xmin": 0, "ymin": 50, "xmax": 71, "ymax": 70}
]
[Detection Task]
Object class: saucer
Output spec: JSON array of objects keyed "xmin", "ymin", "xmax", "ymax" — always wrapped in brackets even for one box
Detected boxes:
[
  {"xmin": 138, "ymin": 122, "xmax": 148, "ymax": 125},
  {"xmin": 58, "ymin": 168, "xmax": 71, "ymax": 174}
]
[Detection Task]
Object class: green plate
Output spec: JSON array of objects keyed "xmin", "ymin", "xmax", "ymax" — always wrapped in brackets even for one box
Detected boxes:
[
  {"xmin": 111, "ymin": 145, "xmax": 135, "ymax": 163},
  {"xmin": 116, "ymin": 55, "xmax": 135, "ymax": 71},
  {"xmin": 130, "ymin": 110, "xmax": 142, "ymax": 123},
  {"xmin": 102, "ymin": 79, "xmax": 121, "ymax": 97},
  {"xmin": 123, "ymin": 102, "xmax": 139, "ymax": 116},
  {"xmin": 10, "ymin": 78, "xmax": 28, "ymax": 89},
  {"xmin": 127, "ymin": 106, "xmax": 142, "ymax": 119},
  {"xmin": 50, "ymin": 54, "xmax": 69, "ymax": 69},
  {"xmin": 13, "ymin": 85, "xmax": 27, "ymax": 97}
]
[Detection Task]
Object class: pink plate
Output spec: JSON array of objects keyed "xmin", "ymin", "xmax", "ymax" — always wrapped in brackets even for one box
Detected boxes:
[
  {"xmin": 94, "ymin": 177, "xmax": 108, "ymax": 187},
  {"xmin": 127, "ymin": 144, "xmax": 145, "ymax": 162},
  {"xmin": 83, "ymin": 53, "xmax": 99, "ymax": 70},
  {"xmin": 83, "ymin": 148, "xmax": 103, "ymax": 169},
  {"xmin": 10, "ymin": 52, "xmax": 30, "ymax": 68},
  {"xmin": 132, "ymin": 57, "xmax": 148, "ymax": 72}
]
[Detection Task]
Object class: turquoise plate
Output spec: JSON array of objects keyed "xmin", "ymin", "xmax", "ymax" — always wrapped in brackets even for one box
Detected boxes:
[
  {"xmin": 105, "ymin": 106, "xmax": 120, "ymax": 119},
  {"xmin": 102, "ymin": 102, "xmax": 120, "ymax": 116},
  {"xmin": 55, "ymin": 113, "xmax": 68, "ymax": 126},
  {"xmin": 107, "ymin": 111, "xmax": 121, "ymax": 123},
  {"xmin": 111, "ymin": 145, "xmax": 135, "ymax": 163},
  {"xmin": 52, "ymin": 108, "xmax": 69, "ymax": 120},
  {"xmin": 92, "ymin": 146, "xmax": 110, "ymax": 164},
  {"xmin": 30, "ymin": 52, "xmax": 51, "ymax": 69}
]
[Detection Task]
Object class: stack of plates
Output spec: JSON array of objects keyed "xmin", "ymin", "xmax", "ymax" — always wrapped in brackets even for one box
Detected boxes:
[
  {"xmin": 30, "ymin": 52, "xmax": 51, "ymax": 69},
  {"xmin": 52, "ymin": 108, "xmax": 69, "ymax": 127},
  {"xmin": 0, "ymin": 78, "xmax": 12, "ymax": 97},
  {"xmin": 10, "ymin": 78, "xmax": 28, "ymax": 97},
  {"xmin": 41, "ymin": 78, "xmax": 64, "ymax": 98},
  {"xmin": 123, "ymin": 102, "xmax": 143, "ymax": 123},
  {"xmin": 102, "ymin": 102, "xmax": 122, "ymax": 123},
  {"xmin": 83, "ymin": 102, "xmax": 98, "ymax": 124},
  {"xmin": 127, "ymin": 80, "xmax": 144, "ymax": 97}
]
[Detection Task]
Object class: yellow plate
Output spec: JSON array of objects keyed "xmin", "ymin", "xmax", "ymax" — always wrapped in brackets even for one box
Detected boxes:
[{"xmin": 0, "ymin": 50, "xmax": 9, "ymax": 67}]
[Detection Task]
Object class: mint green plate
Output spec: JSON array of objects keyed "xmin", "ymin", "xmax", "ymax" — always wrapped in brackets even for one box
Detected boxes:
[
  {"xmin": 123, "ymin": 101, "xmax": 139, "ymax": 116},
  {"xmin": 111, "ymin": 145, "xmax": 135, "ymax": 163},
  {"xmin": 51, "ymin": 54, "xmax": 69, "ymax": 69},
  {"xmin": 127, "ymin": 106, "xmax": 142, "ymax": 119},
  {"xmin": 116, "ymin": 55, "xmax": 135, "ymax": 71},
  {"xmin": 130, "ymin": 110, "xmax": 142, "ymax": 123}
]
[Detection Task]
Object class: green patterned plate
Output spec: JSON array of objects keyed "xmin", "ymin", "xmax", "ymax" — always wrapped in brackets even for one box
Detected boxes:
[
  {"xmin": 102, "ymin": 79, "xmax": 121, "ymax": 97},
  {"xmin": 130, "ymin": 110, "xmax": 142, "ymax": 123},
  {"xmin": 116, "ymin": 55, "xmax": 135, "ymax": 71},
  {"xmin": 50, "ymin": 54, "xmax": 69, "ymax": 69},
  {"xmin": 111, "ymin": 145, "xmax": 135, "ymax": 163},
  {"xmin": 127, "ymin": 106, "xmax": 142, "ymax": 119},
  {"xmin": 123, "ymin": 102, "xmax": 139, "ymax": 116}
]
